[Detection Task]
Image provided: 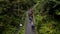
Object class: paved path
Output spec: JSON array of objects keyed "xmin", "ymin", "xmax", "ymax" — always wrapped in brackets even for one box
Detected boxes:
[{"xmin": 25, "ymin": 9, "xmax": 36, "ymax": 34}]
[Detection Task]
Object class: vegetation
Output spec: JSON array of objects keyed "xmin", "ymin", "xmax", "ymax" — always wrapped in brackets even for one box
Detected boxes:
[{"xmin": 0, "ymin": 0, "xmax": 60, "ymax": 34}]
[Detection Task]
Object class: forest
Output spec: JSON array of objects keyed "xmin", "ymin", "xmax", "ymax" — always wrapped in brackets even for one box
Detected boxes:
[{"xmin": 0, "ymin": 0, "xmax": 60, "ymax": 34}]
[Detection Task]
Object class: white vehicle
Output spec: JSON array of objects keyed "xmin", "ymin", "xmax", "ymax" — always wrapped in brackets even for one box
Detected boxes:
[
  {"xmin": 31, "ymin": 22, "xmax": 34, "ymax": 25},
  {"xmin": 31, "ymin": 22, "xmax": 35, "ymax": 31}
]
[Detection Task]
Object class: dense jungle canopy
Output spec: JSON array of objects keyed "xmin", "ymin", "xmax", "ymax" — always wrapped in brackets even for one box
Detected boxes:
[{"xmin": 0, "ymin": 0, "xmax": 60, "ymax": 34}]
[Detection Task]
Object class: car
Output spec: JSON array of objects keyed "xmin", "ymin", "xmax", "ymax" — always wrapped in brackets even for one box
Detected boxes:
[
  {"xmin": 31, "ymin": 25, "xmax": 35, "ymax": 31},
  {"xmin": 31, "ymin": 22, "xmax": 35, "ymax": 31},
  {"xmin": 29, "ymin": 17, "xmax": 33, "ymax": 23}
]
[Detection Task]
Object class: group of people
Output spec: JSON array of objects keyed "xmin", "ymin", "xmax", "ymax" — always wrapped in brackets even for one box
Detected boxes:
[{"xmin": 28, "ymin": 11, "xmax": 35, "ymax": 31}]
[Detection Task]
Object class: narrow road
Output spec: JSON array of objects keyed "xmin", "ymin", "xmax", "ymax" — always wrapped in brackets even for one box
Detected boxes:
[
  {"xmin": 25, "ymin": 8, "xmax": 36, "ymax": 34},
  {"xmin": 14, "ymin": 1, "xmax": 40, "ymax": 34}
]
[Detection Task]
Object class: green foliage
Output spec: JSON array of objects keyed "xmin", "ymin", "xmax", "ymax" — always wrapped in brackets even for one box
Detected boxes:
[
  {"xmin": 34, "ymin": 0, "xmax": 60, "ymax": 34},
  {"xmin": 0, "ymin": 0, "xmax": 60, "ymax": 34},
  {"xmin": 0, "ymin": 0, "xmax": 36, "ymax": 34}
]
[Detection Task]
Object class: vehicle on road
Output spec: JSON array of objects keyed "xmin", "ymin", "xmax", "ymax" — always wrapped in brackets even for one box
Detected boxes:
[{"xmin": 31, "ymin": 22, "xmax": 35, "ymax": 31}]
